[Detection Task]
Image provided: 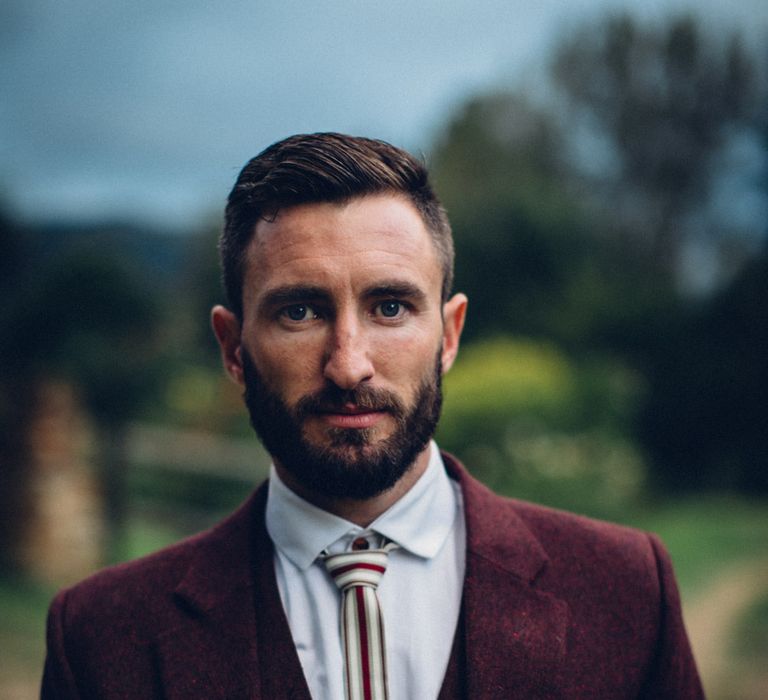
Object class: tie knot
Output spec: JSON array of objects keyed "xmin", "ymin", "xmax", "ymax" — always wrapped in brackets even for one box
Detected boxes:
[{"xmin": 324, "ymin": 548, "xmax": 393, "ymax": 592}]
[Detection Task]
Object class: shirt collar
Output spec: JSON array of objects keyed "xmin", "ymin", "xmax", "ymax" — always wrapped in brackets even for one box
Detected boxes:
[{"xmin": 265, "ymin": 441, "xmax": 459, "ymax": 570}]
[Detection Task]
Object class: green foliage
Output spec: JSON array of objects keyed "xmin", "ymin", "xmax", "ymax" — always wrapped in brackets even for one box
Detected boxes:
[
  {"xmin": 431, "ymin": 94, "xmax": 604, "ymax": 345},
  {"xmin": 430, "ymin": 13, "xmax": 768, "ymax": 497},
  {"xmin": 147, "ymin": 363, "xmax": 252, "ymax": 436},
  {"xmin": 2, "ymin": 242, "xmax": 164, "ymax": 427},
  {"xmin": 0, "ymin": 577, "xmax": 54, "ymax": 692},
  {"xmin": 639, "ymin": 250, "xmax": 768, "ymax": 493},
  {"xmin": 440, "ymin": 337, "xmax": 579, "ymax": 434},
  {"xmin": 0, "ymin": 217, "xmax": 174, "ymax": 570},
  {"xmin": 628, "ymin": 497, "xmax": 768, "ymax": 596},
  {"xmin": 432, "ymin": 93, "xmax": 567, "ymax": 218},
  {"xmin": 552, "ymin": 12, "xmax": 761, "ymax": 282},
  {"xmin": 731, "ymin": 589, "xmax": 768, "ymax": 665},
  {"xmin": 128, "ymin": 465, "xmax": 252, "ymax": 514},
  {"xmin": 438, "ymin": 337, "xmax": 646, "ymax": 518},
  {"xmin": 177, "ymin": 225, "xmax": 228, "ymax": 366}
]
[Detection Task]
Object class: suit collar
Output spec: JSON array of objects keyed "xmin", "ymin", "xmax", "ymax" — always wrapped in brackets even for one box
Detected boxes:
[
  {"xmin": 159, "ymin": 454, "xmax": 568, "ymax": 699},
  {"xmin": 160, "ymin": 485, "xmax": 311, "ymax": 699},
  {"xmin": 173, "ymin": 451, "xmax": 551, "ymax": 608},
  {"xmin": 442, "ymin": 451, "xmax": 549, "ymax": 582},
  {"xmin": 443, "ymin": 452, "xmax": 570, "ymax": 698},
  {"xmin": 172, "ymin": 487, "xmax": 264, "ymax": 614}
]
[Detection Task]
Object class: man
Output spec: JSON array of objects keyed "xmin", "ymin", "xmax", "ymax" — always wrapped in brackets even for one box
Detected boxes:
[{"xmin": 42, "ymin": 133, "xmax": 703, "ymax": 698}]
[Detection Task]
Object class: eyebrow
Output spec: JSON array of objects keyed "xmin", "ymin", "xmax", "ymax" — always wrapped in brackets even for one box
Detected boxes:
[
  {"xmin": 362, "ymin": 281, "xmax": 427, "ymax": 303},
  {"xmin": 260, "ymin": 285, "xmax": 332, "ymax": 309},
  {"xmin": 259, "ymin": 280, "xmax": 429, "ymax": 312}
]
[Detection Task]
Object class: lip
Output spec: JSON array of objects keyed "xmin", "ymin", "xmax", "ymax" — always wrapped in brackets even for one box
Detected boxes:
[{"xmin": 317, "ymin": 409, "xmax": 388, "ymax": 429}]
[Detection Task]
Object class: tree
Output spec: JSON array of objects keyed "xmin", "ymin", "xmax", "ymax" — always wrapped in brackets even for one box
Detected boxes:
[
  {"xmin": 552, "ymin": 13, "xmax": 762, "ymax": 288},
  {"xmin": 0, "ymin": 209, "xmax": 36, "ymax": 572},
  {"xmin": 638, "ymin": 247, "xmax": 768, "ymax": 492},
  {"xmin": 428, "ymin": 12, "xmax": 768, "ymax": 494},
  {"xmin": 549, "ymin": 13, "xmax": 768, "ymax": 493},
  {"xmin": 0, "ymin": 229, "xmax": 163, "ymax": 569},
  {"xmin": 430, "ymin": 93, "xmax": 605, "ymax": 345}
]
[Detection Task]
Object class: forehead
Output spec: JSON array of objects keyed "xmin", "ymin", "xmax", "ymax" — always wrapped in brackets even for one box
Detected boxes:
[{"xmin": 242, "ymin": 194, "xmax": 442, "ymax": 301}]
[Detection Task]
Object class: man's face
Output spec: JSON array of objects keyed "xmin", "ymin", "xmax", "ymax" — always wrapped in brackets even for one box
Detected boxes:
[
  {"xmin": 240, "ymin": 346, "xmax": 443, "ymax": 499},
  {"xmin": 215, "ymin": 194, "xmax": 465, "ymax": 500}
]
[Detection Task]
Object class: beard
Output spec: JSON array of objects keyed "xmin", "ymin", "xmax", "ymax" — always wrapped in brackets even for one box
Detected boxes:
[{"xmin": 241, "ymin": 349, "xmax": 443, "ymax": 500}]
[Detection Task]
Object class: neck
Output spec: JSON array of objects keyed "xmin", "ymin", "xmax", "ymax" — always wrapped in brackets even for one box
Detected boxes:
[{"xmin": 274, "ymin": 446, "xmax": 432, "ymax": 527}]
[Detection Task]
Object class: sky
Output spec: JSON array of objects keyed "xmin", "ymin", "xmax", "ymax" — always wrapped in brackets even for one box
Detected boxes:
[{"xmin": 2, "ymin": 0, "xmax": 767, "ymax": 230}]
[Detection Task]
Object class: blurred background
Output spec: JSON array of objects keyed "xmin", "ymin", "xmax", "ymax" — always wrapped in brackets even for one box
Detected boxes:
[{"xmin": 1, "ymin": 1, "xmax": 767, "ymax": 697}]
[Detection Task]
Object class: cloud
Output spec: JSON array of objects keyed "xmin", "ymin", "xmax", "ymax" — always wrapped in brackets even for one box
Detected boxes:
[{"xmin": 2, "ymin": 0, "xmax": 765, "ymax": 226}]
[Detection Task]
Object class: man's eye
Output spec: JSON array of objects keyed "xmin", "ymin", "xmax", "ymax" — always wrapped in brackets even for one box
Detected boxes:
[
  {"xmin": 377, "ymin": 301, "xmax": 403, "ymax": 318},
  {"xmin": 282, "ymin": 304, "xmax": 317, "ymax": 322}
]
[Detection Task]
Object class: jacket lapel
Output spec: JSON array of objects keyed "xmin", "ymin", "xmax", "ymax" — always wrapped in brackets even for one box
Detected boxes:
[
  {"xmin": 152, "ymin": 455, "xmax": 568, "ymax": 698},
  {"xmin": 155, "ymin": 595, "xmax": 260, "ymax": 699},
  {"xmin": 443, "ymin": 454, "xmax": 570, "ymax": 699},
  {"xmin": 155, "ymin": 485, "xmax": 311, "ymax": 699}
]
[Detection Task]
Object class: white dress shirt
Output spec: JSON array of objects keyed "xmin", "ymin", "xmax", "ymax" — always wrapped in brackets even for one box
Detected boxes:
[{"xmin": 265, "ymin": 441, "xmax": 466, "ymax": 700}]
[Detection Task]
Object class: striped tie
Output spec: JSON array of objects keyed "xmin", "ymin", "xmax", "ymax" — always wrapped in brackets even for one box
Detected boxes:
[{"xmin": 324, "ymin": 541, "xmax": 398, "ymax": 700}]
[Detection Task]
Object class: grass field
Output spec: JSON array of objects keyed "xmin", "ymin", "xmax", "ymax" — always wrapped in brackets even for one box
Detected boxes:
[{"xmin": 626, "ymin": 496, "xmax": 768, "ymax": 596}]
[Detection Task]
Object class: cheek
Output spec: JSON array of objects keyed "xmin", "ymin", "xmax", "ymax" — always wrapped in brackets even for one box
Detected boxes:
[
  {"xmin": 375, "ymin": 329, "xmax": 441, "ymax": 385},
  {"xmin": 251, "ymin": 336, "xmax": 324, "ymax": 398}
]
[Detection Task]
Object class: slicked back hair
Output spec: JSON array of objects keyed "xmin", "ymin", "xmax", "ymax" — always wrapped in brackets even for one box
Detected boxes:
[{"xmin": 220, "ymin": 132, "xmax": 454, "ymax": 320}]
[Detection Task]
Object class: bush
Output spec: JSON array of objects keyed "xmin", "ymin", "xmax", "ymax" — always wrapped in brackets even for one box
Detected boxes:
[{"xmin": 438, "ymin": 336, "xmax": 646, "ymax": 517}]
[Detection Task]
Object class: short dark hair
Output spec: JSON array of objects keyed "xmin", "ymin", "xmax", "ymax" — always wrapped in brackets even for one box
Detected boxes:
[{"xmin": 220, "ymin": 132, "xmax": 454, "ymax": 319}]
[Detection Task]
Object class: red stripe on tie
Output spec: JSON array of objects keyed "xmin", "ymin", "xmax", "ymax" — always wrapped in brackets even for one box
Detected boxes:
[
  {"xmin": 331, "ymin": 562, "xmax": 386, "ymax": 577},
  {"xmin": 344, "ymin": 609, "xmax": 353, "ymax": 699},
  {"xmin": 356, "ymin": 585, "xmax": 372, "ymax": 700}
]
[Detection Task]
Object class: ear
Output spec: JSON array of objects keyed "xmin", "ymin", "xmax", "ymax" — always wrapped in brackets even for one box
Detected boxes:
[
  {"xmin": 211, "ymin": 305, "xmax": 245, "ymax": 385},
  {"xmin": 441, "ymin": 293, "xmax": 467, "ymax": 374}
]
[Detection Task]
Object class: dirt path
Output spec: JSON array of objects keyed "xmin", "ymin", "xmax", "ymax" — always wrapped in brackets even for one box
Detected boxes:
[{"xmin": 683, "ymin": 557, "xmax": 768, "ymax": 698}]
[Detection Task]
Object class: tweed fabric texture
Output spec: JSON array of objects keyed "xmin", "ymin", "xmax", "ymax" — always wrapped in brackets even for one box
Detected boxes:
[{"xmin": 42, "ymin": 453, "xmax": 704, "ymax": 699}]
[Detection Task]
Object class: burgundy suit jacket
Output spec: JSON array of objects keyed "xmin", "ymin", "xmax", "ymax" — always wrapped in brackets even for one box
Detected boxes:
[{"xmin": 42, "ymin": 454, "xmax": 703, "ymax": 698}]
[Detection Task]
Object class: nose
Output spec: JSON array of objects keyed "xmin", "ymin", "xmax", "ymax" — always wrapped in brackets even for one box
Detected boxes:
[{"xmin": 322, "ymin": 313, "xmax": 374, "ymax": 390}]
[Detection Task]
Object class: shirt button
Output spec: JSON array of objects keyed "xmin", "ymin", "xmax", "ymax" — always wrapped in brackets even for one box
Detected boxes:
[{"xmin": 352, "ymin": 537, "xmax": 370, "ymax": 551}]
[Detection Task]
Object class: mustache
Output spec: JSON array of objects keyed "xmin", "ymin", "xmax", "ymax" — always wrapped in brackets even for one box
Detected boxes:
[{"xmin": 294, "ymin": 384, "xmax": 407, "ymax": 419}]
